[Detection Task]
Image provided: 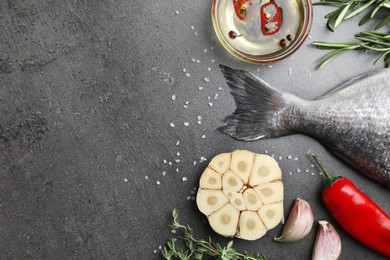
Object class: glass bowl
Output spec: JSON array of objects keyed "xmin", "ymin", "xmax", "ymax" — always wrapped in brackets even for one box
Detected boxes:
[{"xmin": 212, "ymin": 0, "xmax": 313, "ymax": 63}]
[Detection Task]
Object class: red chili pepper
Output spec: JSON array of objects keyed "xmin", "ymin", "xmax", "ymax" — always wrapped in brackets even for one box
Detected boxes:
[
  {"xmin": 233, "ymin": 0, "xmax": 254, "ymax": 21},
  {"xmin": 260, "ymin": 1, "xmax": 281, "ymax": 36},
  {"xmin": 312, "ymin": 155, "xmax": 390, "ymax": 257}
]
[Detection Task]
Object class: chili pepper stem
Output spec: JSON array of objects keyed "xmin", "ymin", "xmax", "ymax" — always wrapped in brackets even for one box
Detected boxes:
[{"xmin": 311, "ymin": 154, "xmax": 341, "ymax": 186}]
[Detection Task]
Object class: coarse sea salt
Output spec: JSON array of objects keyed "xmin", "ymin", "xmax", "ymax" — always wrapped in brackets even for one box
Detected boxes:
[
  {"xmin": 214, "ymin": 94, "xmax": 219, "ymax": 100},
  {"xmin": 197, "ymin": 115, "xmax": 202, "ymax": 120},
  {"xmin": 175, "ymin": 10, "xmax": 179, "ymax": 15},
  {"xmin": 184, "ymin": 122, "xmax": 189, "ymax": 126},
  {"xmin": 170, "ymin": 122, "xmax": 175, "ymax": 127},
  {"xmin": 182, "ymin": 177, "xmax": 187, "ymax": 182},
  {"xmin": 145, "ymin": 176, "xmax": 149, "ymax": 179},
  {"xmin": 201, "ymin": 135, "xmax": 206, "ymax": 139},
  {"xmin": 186, "ymin": 73, "xmax": 190, "ymax": 77},
  {"xmin": 124, "ymin": 178, "xmax": 128, "ymax": 182},
  {"xmin": 208, "ymin": 67, "xmax": 211, "ymax": 71},
  {"xmin": 203, "ymin": 49, "xmax": 208, "ymax": 53},
  {"xmin": 162, "ymin": 171, "xmax": 166, "ymax": 176},
  {"xmin": 177, "ymin": 152, "xmax": 180, "ymax": 156},
  {"xmin": 156, "ymin": 181, "xmax": 160, "ymax": 185},
  {"xmin": 191, "ymin": 25, "xmax": 195, "ymax": 30},
  {"xmin": 163, "ymin": 159, "xmax": 167, "ymax": 164},
  {"xmin": 171, "ymin": 95, "xmax": 176, "ymax": 101},
  {"xmin": 176, "ymin": 141, "xmax": 180, "ymax": 146},
  {"xmin": 197, "ymin": 121, "xmax": 201, "ymax": 124},
  {"xmin": 199, "ymin": 86, "xmax": 203, "ymax": 90},
  {"xmin": 208, "ymin": 102, "xmax": 213, "ymax": 107},
  {"xmin": 176, "ymin": 168, "xmax": 179, "ymax": 173},
  {"xmin": 204, "ymin": 77, "xmax": 209, "ymax": 82}
]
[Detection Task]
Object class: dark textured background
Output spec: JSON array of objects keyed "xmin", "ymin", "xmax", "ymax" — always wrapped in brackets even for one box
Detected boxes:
[{"xmin": 0, "ymin": 0, "xmax": 389, "ymax": 259}]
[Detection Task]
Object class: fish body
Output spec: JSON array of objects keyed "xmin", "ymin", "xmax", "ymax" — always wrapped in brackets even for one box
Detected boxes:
[{"xmin": 219, "ymin": 65, "xmax": 390, "ymax": 186}]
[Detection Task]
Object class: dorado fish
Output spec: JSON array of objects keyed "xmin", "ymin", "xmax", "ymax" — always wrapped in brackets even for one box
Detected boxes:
[{"xmin": 218, "ymin": 65, "xmax": 390, "ymax": 186}]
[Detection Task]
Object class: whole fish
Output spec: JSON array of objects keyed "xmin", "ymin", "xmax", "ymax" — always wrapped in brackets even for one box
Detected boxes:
[{"xmin": 218, "ymin": 65, "xmax": 390, "ymax": 186}]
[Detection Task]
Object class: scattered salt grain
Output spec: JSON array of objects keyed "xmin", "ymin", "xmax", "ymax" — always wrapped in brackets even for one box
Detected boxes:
[
  {"xmin": 162, "ymin": 171, "xmax": 166, "ymax": 176},
  {"xmin": 176, "ymin": 141, "xmax": 180, "ymax": 146},
  {"xmin": 289, "ymin": 172, "xmax": 292, "ymax": 175},
  {"xmin": 191, "ymin": 58, "xmax": 196, "ymax": 63},
  {"xmin": 208, "ymin": 102, "xmax": 213, "ymax": 107},
  {"xmin": 182, "ymin": 68, "xmax": 186, "ymax": 72},
  {"xmin": 208, "ymin": 96, "xmax": 211, "ymax": 100},
  {"xmin": 185, "ymin": 101, "xmax": 189, "ymax": 105},
  {"xmin": 268, "ymin": 65, "xmax": 273, "ymax": 68},
  {"xmin": 214, "ymin": 94, "xmax": 219, "ymax": 100},
  {"xmin": 308, "ymin": 35, "xmax": 312, "ymax": 39},
  {"xmin": 186, "ymin": 196, "xmax": 191, "ymax": 200},
  {"xmin": 197, "ymin": 121, "xmax": 201, "ymax": 124},
  {"xmin": 218, "ymin": 87, "xmax": 223, "ymax": 91},
  {"xmin": 159, "ymin": 245, "xmax": 162, "ymax": 250},
  {"xmin": 210, "ymin": 46, "xmax": 214, "ymax": 50},
  {"xmin": 278, "ymin": 156, "xmax": 282, "ymax": 161},
  {"xmin": 169, "ymin": 161, "xmax": 172, "ymax": 165},
  {"xmin": 171, "ymin": 94, "xmax": 176, "ymax": 101},
  {"xmin": 176, "ymin": 168, "xmax": 179, "ymax": 173},
  {"xmin": 184, "ymin": 105, "xmax": 188, "ymax": 108},
  {"xmin": 197, "ymin": 116, "xmax": 202, "ymax": 120},
  {"xmin": 198, "ymin": 86, "xmax": 204, "ymax": 90},
  {"xmin": 311, "ymin": 172, "xmax": 315, "ymax": 176},
  {"xmin": 145, "ymin": 176, "xmax": 149, "ymax": 179},
  {"xmin": 194, "ymin": 32, "xmax": 198, "ymax": 36},
  {"xmin": 177, "ymin": 152, "xmax": 180, "ymax": 156},
  {"xmin": 291, "ymin": 56, "xmax": 294, "ymax": 61},
  {"xmin": 182, "ymin": 177, "xmax": 188, "ymax": 182},
  {"xmin": 153, "ymin": 250, "xmax": 158, "ymax": 254},
  {"xmin": 257, "ymin": 67, "xmax": 260, "ymax": 72},
  {"xmin": 211, "ymin": 59, "xmax": 215, "ymax": 63},
  {"xmin": 191, "ymin": 25, "xmax": 195, "ymax": 30},
  {"xmin": 297, "ymin": 168, "xmax": 301, "ymax": 173},
  {"xmin": 309, "ymin": 73, "xmax": 312, "ymax": 78},
  {"xmin": 175, "ymin": 10, "xmax": 179, "ymax": 15},
  {"xmin": 170, "ymin": 122, "xmax": 175, "ymax": 127},
  {"xmin": 190, "ymin": 190, "xmax": 196, "ymax": 195},
  {"xmin": 186, "ymin": 73, "xmax": 190, "ymax": 77},
  {"xmin": 201, "ymin": 135, "xmax": 206, "ymax": 139},
  {"xmin": 163, "ymin": 159, "xmax": 167, "ymax": 164},
  {"xmin": 305, "ymin": 169, "xmax": 309, "ymax": 173},
  {"xmin": 265, "ymin": 150, "xmax": 268, "ymax": 154},
  {"xmin": 319, "ymin": 172, "xmax": 323, "ymax": 175},
  {"xmin": 175, "ymin": 159, "xmax": 180, "ymax": 163},
  {"xmin": 196, "ymin": 60, "xmax": 200, "ymax": 63},
  {"xmin": 124, "ymin": 178, "xmax": 128, "ymax": 182},
  {"xmin": 193, "ymin": 161, "xmax": 197, "ymax": 165},
  {"xmin": 208, "ymin": 67, "xmax": 211, "ymax": 71},
  {"xmin": 311, "ymin": 164, "xmax": 315, "ymax": 168},
  {"xmin": 184, "ymin": 122, "xmax": 190, "ymax": 126},
  {"xmin": 200, "ymin": 156, "xmax": 207, "ymax": 162},
  {"xmin": 171, "ymin": 230, "xmax": 177, "ymax": 234},
  {"xmin": 294, "ymin": 157, "xmax": 299, "ymax": 161},
  {"xmin": 203, "ymin": 49, "xmax": 208, "ymax": 53},
  {"xmin": 271, "ymin": 154, "xmax": 275, "ymax": 158},
  {"xmin": 204, "ymin": 77, "xmax": 210, "ymax": 82},
  {"xmin": 288, "ymin": 68, "xmax": 292, "ymax": 75},
  {"xmin": 287, "ymin": 155, "xmax": 292, "ymax": 159},
  {"xmin": 156, "ymin": 181, "xmax": 160, "ymax": 185}
]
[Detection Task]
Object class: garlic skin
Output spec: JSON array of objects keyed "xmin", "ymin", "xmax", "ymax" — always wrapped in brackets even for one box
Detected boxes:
[
  {"xmin": 312, "ymin": 220, "xmax": 341, "ymax": 260},
  {"xmin": 274, "ymin": 198, "xmax": 314, "ymax": 242}
]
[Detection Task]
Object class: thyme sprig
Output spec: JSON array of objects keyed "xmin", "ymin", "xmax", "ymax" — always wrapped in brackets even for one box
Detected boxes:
[
  {"xmin": 314, "ymin": 0, "xmax": 390, "ymax": 31},
  {"xmin": 162, "ymin": 209, "xmax": 266, "ymax": 260},
  {"xmin": 312, "ymin": 31, "xmax": 390, "ymax": 68}
]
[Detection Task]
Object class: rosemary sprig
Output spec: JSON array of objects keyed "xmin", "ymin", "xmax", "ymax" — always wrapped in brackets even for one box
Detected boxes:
[
  {"xmin": 162, "ymin": 209, "xmax": 266, "ymax": 260},
  {"xmin": 312, "ymin": 31, "xmax": 390, "ymax": 68},
  {"xmin": 314, "ymin": 0, "xmax": 390, "ymax": 31}
]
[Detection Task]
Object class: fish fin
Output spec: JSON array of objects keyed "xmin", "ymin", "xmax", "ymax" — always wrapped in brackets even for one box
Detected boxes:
[
  {"xmin": 218, "ymin": 65, "xmax": 295, "ymax": 141},
  {"xmin": 314, "ymin": 70, "xmax": 385, "ymax": 100}
]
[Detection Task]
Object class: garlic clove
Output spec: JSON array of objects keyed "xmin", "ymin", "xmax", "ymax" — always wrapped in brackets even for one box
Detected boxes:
[
  {"xmin": 312, "ymin": 220, "xmax": 341, "ymax": 260},
  {"xmin": 274, "ymin": 198, "xmax": 314, "ymax": 242}
]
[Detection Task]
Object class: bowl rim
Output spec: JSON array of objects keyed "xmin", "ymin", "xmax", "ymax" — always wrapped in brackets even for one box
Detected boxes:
[{"xmin": 211, "ymin": 0, "xmax": 313, "ymax": 64}]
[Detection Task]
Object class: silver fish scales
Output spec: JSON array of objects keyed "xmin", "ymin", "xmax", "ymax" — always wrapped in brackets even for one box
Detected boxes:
[{"xmin": 218, "ymin": 65, "xmax": 390, "ymax": 186}]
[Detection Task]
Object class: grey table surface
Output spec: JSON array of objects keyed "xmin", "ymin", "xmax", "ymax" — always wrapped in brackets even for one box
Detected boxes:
[{"xmin": 0, "ymin": 1, "xmax": 389, "ymax": 259}]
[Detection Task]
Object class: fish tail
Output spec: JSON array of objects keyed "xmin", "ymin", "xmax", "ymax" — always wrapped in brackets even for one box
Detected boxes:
[{"xmin": 218, "ymin": 65, "xmax": 299, "ymax": 141}]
